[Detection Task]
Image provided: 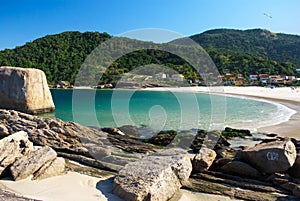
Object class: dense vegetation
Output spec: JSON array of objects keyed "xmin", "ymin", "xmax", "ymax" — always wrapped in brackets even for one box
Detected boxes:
[
  {"xmin": 190, "ymin": 29, "xmax": 300, "ymax": 67},
  {"xmin": 0, "ymin": 31, "xmax": 111, "ymax": 83},
  {"xmin": 0, "ymin": 28, "xmax": 299, "ymax": 85}
]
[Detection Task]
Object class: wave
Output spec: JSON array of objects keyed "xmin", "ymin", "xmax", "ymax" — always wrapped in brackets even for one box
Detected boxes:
[{"xmin": 221, "ymin": 94, "xmax": 296, "ymax": 131}]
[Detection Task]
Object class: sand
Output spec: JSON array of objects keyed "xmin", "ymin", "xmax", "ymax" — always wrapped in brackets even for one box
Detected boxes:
[{"xmin": 0, "ymin": 172, "xmax": 122, "ymax": 201}]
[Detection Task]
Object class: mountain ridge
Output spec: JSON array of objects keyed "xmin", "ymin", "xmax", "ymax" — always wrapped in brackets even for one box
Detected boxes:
[{"xmin": 0, "ymin": 28, "xmax": 299, "ymax": 84}]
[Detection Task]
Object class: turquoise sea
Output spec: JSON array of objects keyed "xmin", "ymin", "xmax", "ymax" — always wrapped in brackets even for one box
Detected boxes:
[{"xmin": 42, "ymin": 89, "xmax": 295, "ymax": 132}]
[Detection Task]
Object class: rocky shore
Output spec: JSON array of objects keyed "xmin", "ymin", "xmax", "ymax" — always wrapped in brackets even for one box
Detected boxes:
[{"xmin": 1, "ymin": 109, "xmax": 300, "ymax": 200}]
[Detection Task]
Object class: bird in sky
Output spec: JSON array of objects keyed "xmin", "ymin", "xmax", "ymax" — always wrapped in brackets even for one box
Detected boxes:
[{"xmin": 263, "ymin": 13, "xmax": 272, "ymax": 18}]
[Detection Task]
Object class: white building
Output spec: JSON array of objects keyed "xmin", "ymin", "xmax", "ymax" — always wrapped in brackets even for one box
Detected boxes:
[
  {"xmin": 154, "ymin": 73, "xmax": 167, "ymax": 79},
  {"xmin": 171, "ymin": 74, "xmax": 184, "ymax": 81},
  {"xmin": 249, "ymin": 74, "xmax": 258, "ymax": 81}
]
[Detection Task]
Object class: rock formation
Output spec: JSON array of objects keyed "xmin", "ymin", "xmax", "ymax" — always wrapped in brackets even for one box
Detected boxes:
[
  {"xmin": 239, "ymin": 139, "xmax": 297, "ymax": 174},
  {"xmin": 3, "ymin": 108, "xmax": 300, "ymax": 200},
  {"xmin": 33, "ymin": 157, "xmax": 65, "ymax": 180},
  {"xmin": 0, "ymin": 131, "xmax": 34, "ymax": 175},
  {"xmin": 10, "ymin": 146, "xmax": 58, "ymax": 181},
  {"xmin": 0, "ymin": 109, "xmax": 157, "ymax": 172},
  {"xmin": 113, "ymin": 148, "xmax": 192, "ymax": 201},
  {"xmin": 0, "ymin": 130, "xmax": 65, "ymax": 181},
  {"xmin": 0, "ymin": 66, "xmax": 55, "ymax": 114},
  {"xmin": 220, "ymin": 160, "xmax": 262, "ymax": 179},
  {"xmin": 192, "ymin": 147, "xmax": 216, "ymax": 171}
]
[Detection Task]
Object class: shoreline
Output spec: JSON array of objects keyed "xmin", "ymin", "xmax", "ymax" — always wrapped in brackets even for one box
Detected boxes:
[
  {"xmin": 211, "ymin": 86, "xmax": 300, "ymax": 138},
  {"xmin": 142, "ymin": 86, "xmax": 300, "ymax": 138},
  {"xmin": 51, "ymin": 86, "xmax": 300, "ymax": 138}
]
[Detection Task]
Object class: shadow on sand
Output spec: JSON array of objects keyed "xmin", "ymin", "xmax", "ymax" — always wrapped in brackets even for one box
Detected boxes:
[{"xmin": 96, "ymin": 177, "xmax": 124, "ymax": 201}]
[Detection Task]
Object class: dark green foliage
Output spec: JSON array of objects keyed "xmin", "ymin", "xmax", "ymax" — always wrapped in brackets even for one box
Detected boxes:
[
  {"xmin": 0, "ymin": 31, "xmax": 111, "ymax": 84},
  {"xmin": 145, "ymin": 130, "xmax": 177, "ymax": 146},
  {"xmin": 0, "ymin": 29, "xmax": 299, "ymax": 85},
  {"xmin": 190, "ymin": 29, "xmax": 300, "ymax": 67},
  {"xmin": 221, "ymin": 127, "xmax": 252, "ymax": 139}
]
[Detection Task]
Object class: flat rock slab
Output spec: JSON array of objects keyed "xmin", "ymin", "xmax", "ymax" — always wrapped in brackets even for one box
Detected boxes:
[
  {"xmin": 10, "ymin": 146, "xmax": 57, "ymax": 181},
  {"xmin": 0, "ymin": 131, "xmax": 34, "ymax": 175},
  {"xmin": 239, "ymin": 139, "xmax": 296, "ymax": 174},
  {"xmin": 33, "ymin": 157, "xmax": 65, "ymax": 180},
  {"xmin": 113, "ymin": 148, "xmax": 192, "ymax": 201},
  {"xmin": 0, "ymin": 66, "xmax": 55, "ymax": 114},
  {"xmin": 0, "ymin": 109, "xmax": 155, "ymax": 172},
  {"xmin": 0, "ymin": 189, "xmax": 41, "ymax": 201},
  {"xmin": 220, "ymin": 161, "xmax": 262, "ymax": 179}
]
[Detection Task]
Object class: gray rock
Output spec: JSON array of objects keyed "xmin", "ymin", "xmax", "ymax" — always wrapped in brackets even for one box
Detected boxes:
[
  {"xmin": 10, "ymin": 146, "xmax": 57, "ymax": 181},
  {"xmin": 0, "ymin": 66, "xmax": 55, "ymax": 114},
  {"xmin": 239, "ymin": 139, "xmax": 296, "ymax": 174},
  {"xmin": 288, "ymin": 154, "xmax": 300, "ymax": 178},
  {"xmin": 0, "ymin": 124, "xmax": 9, "ymax": 137},
  {"xmin": 0, "ymin": 131, "xmax": 34, "ymax": 175},
  {"xmin": 0, "ymin": 189, "xmax": 41, "ymax": 201},
  {"xmin": 192, "ymin": 147, "xmax": 216, "ymax": 171},
  {"xmin": 0, "ymin": 109, "xmax": 156, "ymax": 173},
  {"xmin": 33, "ymin": 157, "xmax": 65, "ymax": 180},
  {"xmin": 220, "ymin": 161, "xmax": 262, "ymax": 179},
  {"xmin": 280, "ymin": 182, "xmax": 300, "ymax": 198},
  {"xmin": 113, "ymin": 148, "xmax": 192, "ymax": 201},
  {"xmin": 119, "ymin": 125, "xmax": 140, "ymax": 138},
  {"xmin": 292, "ymin": 185, "xmax": 300, "ymax": 198}
]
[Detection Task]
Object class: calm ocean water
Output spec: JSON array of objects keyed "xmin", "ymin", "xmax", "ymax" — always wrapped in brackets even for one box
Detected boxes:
[{"xmin": 41, "ymin": 89, "xmax": 295, "ymax": 131}]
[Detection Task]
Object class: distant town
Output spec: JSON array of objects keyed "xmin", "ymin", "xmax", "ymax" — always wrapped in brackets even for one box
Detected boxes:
[{"xmin": 51, "ymin": 69, "xmax": 300, "ymax": 89}]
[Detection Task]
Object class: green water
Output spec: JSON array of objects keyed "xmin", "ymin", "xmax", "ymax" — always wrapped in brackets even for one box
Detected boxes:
[{"xmin": 42, "ymin": 89, "xmax": 294, "ymax": 131}]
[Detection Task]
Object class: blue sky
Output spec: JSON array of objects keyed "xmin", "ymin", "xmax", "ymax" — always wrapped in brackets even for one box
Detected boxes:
[{"xmin": 0, "ymin": 0, "xmax": 299, "ymax": 50}]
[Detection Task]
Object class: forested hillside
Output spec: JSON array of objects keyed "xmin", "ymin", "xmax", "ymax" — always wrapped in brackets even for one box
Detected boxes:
[
  {"xmin": 190, "ymin": 29, "xmax": 300, "ymax": 66},
  {"xmin": 0, "ymin": 28, "xmax": 299, "ymax": 85},
  {"xmin": 0, "ymin": 31, "xmax": 111, "ymax": 83}
]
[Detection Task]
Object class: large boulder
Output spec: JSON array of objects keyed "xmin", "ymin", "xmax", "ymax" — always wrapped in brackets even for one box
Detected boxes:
[
  {"xmin": 192, "ymin": 147, "xmax": 216, "ymax": 171},
  {"xmin": 10, "ymin": 146, "xmax": 57, "ymax": 181},
  {"xmin": 0, "ymin": 66, "xmax": 55, "ymax": 114},
  {"xmin": 0, "ymin": 131, "xmax": 34, "ymax": 175},
  {"xmin": 113, "ymin": 148, "xmax": 192, "ymax": 201},
  {"xmin": 239, "ymin": 139, "xmax": 296, "ymax": 174}
]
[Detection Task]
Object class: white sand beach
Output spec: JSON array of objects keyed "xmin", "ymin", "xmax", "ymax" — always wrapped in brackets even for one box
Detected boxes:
[
  {"xmin": 0, "ymin": 171, "xmax": 123, "ymax": 201},
  {"xmin": 143, "ymin": 86, "xmax": 300, "ymax": 102}
]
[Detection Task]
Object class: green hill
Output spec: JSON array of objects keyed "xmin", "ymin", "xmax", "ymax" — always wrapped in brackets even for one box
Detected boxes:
[
  {"xmin": 189, "ymin": 28, "xmax": 300, "ymax": 67},
  {"xmin": 0, "ymin": 28, "xmax": 299, "ymax": 85},
  {"xmin": 0, "ymin": 31, "xmax": 111, "ymax": 83}
]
